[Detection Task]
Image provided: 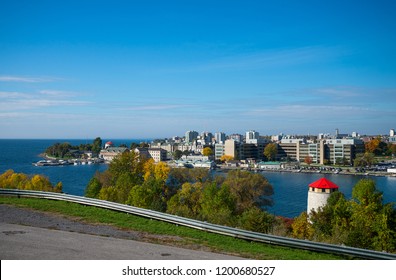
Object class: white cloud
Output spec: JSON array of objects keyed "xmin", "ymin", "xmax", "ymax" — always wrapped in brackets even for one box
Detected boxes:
[
  {"xmin": 0, "ymin": 91, "xmax": 31, "ymax": 99},
  {"xmin": 122, "ymin": 104, "xmax": 191, "ymax": 111},
  {"xmin": 0, "ymin": 76, "xmax": 59, "ymax": 83},
  {"xmin": 162, "ymin": 45, "xmax": 342, "ymax": 73},
  {"xmin": 38, "ymin": 90, "xmax": 76, "ymax": 97},
  {"xmin": 0, "ymin": 90, "xmax": 90, "ymax": 111}
]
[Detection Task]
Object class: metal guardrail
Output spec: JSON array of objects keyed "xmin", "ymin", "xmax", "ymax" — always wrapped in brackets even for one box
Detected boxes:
[{"xmin": 1, "ymin": 188, "xmax": 395, "ymax": 260}]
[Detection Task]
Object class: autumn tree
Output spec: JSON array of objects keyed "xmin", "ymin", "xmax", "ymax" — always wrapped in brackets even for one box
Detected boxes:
[
  {"xmin": 365, "ymin": 137, "xmax": 386, "ymax": 155},
  {"xmin": 263, "ymin": 143, "xmax": 277, "ymax": 161},
  {"xmin": 0, "ymin": 170, "xmax": 62, "ymax": 193},
  {"xmin": 304, "ymin": 156, "xmax": 313, "ymax": 165},
  {"xmin": 220, "ymin": 155, "xmax": 234, "ymax": 162},
  {"xmin": 202, "ymin": 147, "xmax": 213, "ymax": 156},
  {"xmin": 291, "ymin": 212, "xmax": 314, "ymax": 239}
]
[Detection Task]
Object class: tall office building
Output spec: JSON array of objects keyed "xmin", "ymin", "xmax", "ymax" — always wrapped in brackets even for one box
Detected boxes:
[
  {"xmin": 246, "ymin": 130, "xmax": 259, "ymax": 141},
  {"xmin": 215, "ymin": 132, "xmax": 226, "ymax": 144},
  {"xmin": 185, "ymin": 130, "xmax": 199, "ymax": 144}
]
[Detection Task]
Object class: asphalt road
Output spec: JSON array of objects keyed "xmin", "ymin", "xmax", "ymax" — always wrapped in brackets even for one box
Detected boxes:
[{"xmin": 0, "ymin": 205, "xmax": 243, "ymax": 260}]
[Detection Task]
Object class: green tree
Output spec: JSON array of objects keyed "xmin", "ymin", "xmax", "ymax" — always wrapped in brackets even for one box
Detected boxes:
[
  {"xmin": 173, "ymin": 150, "xmax": 183, "ymax": 160},
  {"xmin": 85, "ymin": 177, "xmax": 102, "ymax": 198},
  {"xmin": 354, "ymin": 153, "xmax": 376, "ymax": 167},
  {"xmin": 263, "ymin": 143, "xmax": 277, "ymax": 161},
  {"xmin": 199, "ymin": 183, "xmax": 236, "ymax": 226},
  {"xmin": 352, "ymin": 179, "xmax": 383, "ymax": 207},
  {"xmin": 127, "ymin": 178, "xmax": 167, "ymax": 212},
  {"xmin": 222, "ymin": 170, "xmax": 273, "ymax": 214},
  {"xmin": 167, "ymin": 182, "xmax": 203, "ymax": 218},
  {"xmin": 92, "ymin": 137, "xmax": 102, "ymax": 154},
  {"xmin": 108, "ymin": 150, "xmax": 145, "ymax": 186},
  {"xmin": 238, "ymin": 207, "xmax": 275, "ymax": 234}
]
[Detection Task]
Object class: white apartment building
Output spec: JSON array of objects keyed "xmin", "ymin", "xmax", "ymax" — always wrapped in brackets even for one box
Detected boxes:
[{"xmin": 214, "ymin": 143, "xmax": 225, "ymax": 160}]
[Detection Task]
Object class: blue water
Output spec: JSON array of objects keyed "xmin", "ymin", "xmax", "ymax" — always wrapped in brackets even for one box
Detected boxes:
[
  {"xmin": 1, "ymin": 139, "xmax": 395, "ymax": 218},
  {"xmin": 0, "ymin": 139, "xmax": 149, "ymax": 196}
]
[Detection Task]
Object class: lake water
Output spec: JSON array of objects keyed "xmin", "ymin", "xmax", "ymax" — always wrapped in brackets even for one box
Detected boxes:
[{"xmin": 1, "ymin": 139, "xmax": 395, "ymax": 218}]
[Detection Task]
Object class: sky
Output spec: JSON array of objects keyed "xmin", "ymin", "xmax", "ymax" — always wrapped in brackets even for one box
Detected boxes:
[{"xmin": 1, "ymin": 0, "xmax": 395, "ymax": 139}]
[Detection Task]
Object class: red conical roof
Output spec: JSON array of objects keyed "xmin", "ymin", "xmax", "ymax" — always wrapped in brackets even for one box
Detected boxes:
[{"xmin": 309, "ymin": 177, "xmax": 339, "ymax": 189}]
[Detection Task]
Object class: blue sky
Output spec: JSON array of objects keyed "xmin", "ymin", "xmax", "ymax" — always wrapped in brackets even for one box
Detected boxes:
[{"xmin": 1, "ymin": 0, "xmax": 395, "ymax": 139}]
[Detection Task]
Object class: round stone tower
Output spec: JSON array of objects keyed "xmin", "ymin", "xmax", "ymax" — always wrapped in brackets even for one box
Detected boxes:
[{"xmin": 307, "ymin": 177, "xmax": 339, "ymax": 214}]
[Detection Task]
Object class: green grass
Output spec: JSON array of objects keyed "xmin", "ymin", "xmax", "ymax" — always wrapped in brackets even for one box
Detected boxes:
[{"xmin": 0, "ymin": 196, "xmax": 346, "ymax": 260}]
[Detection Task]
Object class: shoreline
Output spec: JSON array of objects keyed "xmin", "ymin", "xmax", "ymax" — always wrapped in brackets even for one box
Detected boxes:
[{"xmin": 216, "ymin": 165, "xmax": 396, "ymax": 178}]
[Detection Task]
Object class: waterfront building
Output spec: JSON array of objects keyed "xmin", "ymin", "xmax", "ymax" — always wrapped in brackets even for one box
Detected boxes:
[
  {"xmin": 324, "ymin": 138, "xmax": 364, "ymax": 165},
  {"xmin": 150, "ymin": 142, "xmax": 178, "ymax": 159},
  {"xmin": 307, "ymin": 178, "xmax": 339, "ymax": 214},
  {"xmin": 390, "ymin": 129, "xmax": 395, "ymax": 137},
  {"xmin": 278, "ymin": 137, "xmax": 363, "ymax": 165},
  {"xmin": 99, "ymin": 147, "xmax": 129, "ymax": 162},
  {"xmin": 134, "ymin": 147, "xmax": 167, "ymax": 162},
  {"xmin": 224, "ymin": 139, "xmax": 239, "ymax": 159},
  {"xmin": 214, "ymin": 143, "xmax": 225, "ymax": 160}
]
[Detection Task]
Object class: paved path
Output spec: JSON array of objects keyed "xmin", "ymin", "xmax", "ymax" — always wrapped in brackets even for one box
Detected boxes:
[
  {"xmin": 0, "ymin": 223, "xmax": 242, "ymax": 260},
  {"xmin": 0, "ymin": 205, "xmax": 243, "ymax": 260}
]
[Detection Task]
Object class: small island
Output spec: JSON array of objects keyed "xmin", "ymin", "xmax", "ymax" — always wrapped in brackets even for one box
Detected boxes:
[{"xmin": 34, "ymin": 137, "xmax": 105, "ymax": 166}]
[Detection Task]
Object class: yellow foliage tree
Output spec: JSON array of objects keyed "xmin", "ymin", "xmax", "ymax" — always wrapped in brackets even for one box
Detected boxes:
[
  {"xmin": 154, "ymin": 162, "xmax": 170, "ymax": 183},
  {"xmin": 291, "ymin": 212, "xmax": 314, "ymax": 240},
  {"xmin": 202, "ymin": 147, "xmax": 213, "ymax": 156},
  {"xmin": 220, "ymin": 155, "xmax": 234, "ymax": 162},
  {"xmin": 0, "ymin": 170, "xmax": 61, "ymax": 192},
  {"xmin": 143, "ymin": 158, "xmax": 156, "ymax": 181}
]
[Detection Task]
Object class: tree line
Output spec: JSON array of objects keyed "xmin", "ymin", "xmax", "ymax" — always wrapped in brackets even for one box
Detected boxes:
[
  {"xmin": 85, "ymin": 151, "xmax": 278, "ymax": 233},
  {"xmin": 85, "ymin": 151, "xmax": 396, "ymax": 253},
  {"xmin": 0, "ymin": 169, "xmax": 62, "ymax": 192}
]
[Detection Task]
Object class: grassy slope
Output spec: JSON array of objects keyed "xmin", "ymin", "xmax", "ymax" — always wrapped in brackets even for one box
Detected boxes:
[{"xmin": 0, "ymin": 196, "xmax": 345, "ymax": 260}]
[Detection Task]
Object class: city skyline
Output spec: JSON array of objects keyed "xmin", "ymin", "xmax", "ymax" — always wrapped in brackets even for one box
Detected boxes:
[{"xmin": 1, "ymin": 0, "xmax": 395, "ymax": 139}]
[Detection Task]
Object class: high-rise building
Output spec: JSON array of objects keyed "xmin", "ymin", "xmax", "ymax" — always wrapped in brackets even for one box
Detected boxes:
[
  {"xmin": 229, "ymin": 134, "xmax": 243, "ymax": 143},
  {"xmin": 185, "ymin": 130, "xmax": 198, "ymax": 144},
  {"xmin": 215, "ymin": 132, "xmax": 226, "ymax": 144},
  {"xmin": 200, "ymin": 132, "xmax": 213, "ymax": 145},
  {"xmin": 246, "ymin": 130, "xmax": 259, "ymax": 141}
]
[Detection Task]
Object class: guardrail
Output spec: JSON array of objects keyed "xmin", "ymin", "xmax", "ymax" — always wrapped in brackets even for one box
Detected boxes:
[{"xmin": 1, "ymin": 188, "xmax": 395, "ymax": 260}]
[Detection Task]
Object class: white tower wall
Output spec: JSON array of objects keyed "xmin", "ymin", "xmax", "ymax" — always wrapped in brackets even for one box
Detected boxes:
[{"xmin": 307, "ymin": 191, "xmax": 331, "ymax": 214}]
